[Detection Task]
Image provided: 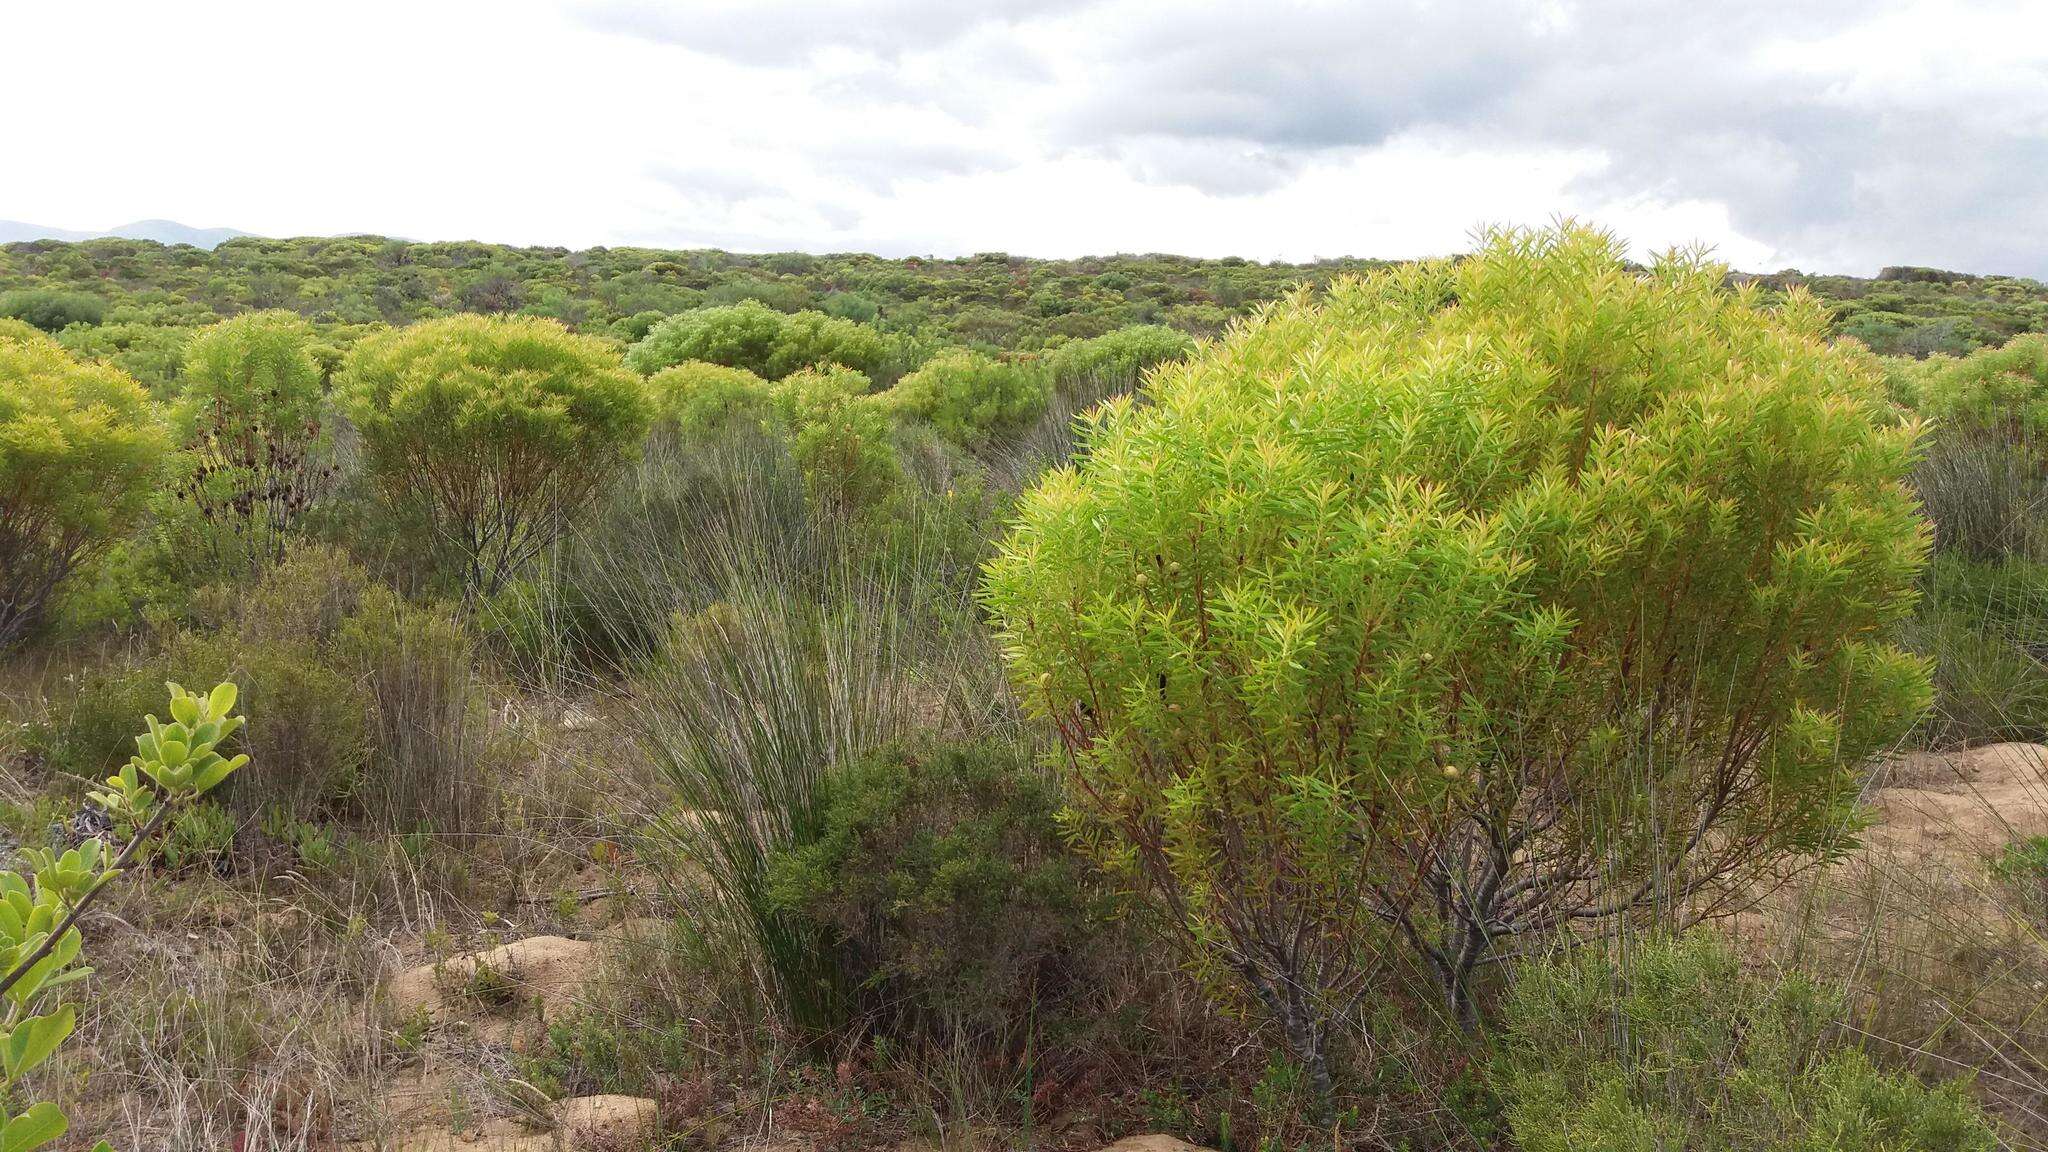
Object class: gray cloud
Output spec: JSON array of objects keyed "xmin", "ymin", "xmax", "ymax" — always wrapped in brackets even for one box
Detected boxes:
[
  {"xmin": 810, "ymin": 135, "xmax": 1017, "ymax": 191},
  {"xmin": 587, "ymin": 0, "xmax": 2048, "ymax": 274},
  {"xmin": 578, "ymin": 0, "xmax": 1089, "ymax": 63},
  {"xmin": 645, "ymin": 163, "xmax": 782, "ymax": 205}
]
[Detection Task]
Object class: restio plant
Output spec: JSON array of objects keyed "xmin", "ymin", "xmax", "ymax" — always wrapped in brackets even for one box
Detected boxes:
[
  {"xmin": 0, "ymin": 681, "xmax": 248, "ymax": 1152},
  {"xmin": 982, "ymin": 223, "xmax": 1933, "ymax": 1115},
  {"xmin": 0, "ymin": 326, "xmax": 167, "ymax": 648},
  {"xmin": 169, "ymin": 310, "xmax": 337, "ymax": 575},
  {"xmin": 625, "ymin": 300, "xmax": 893, "ymax": 381},
  {"xmin": 1495, "ymin": 936, "xmax": 1997, "ymax": 1151},
  {"xmin": 340, "ymin": 313, "xmax": 650, "ymax": 597},
  {"xmin": 1886, "ymin": 334, "xmax": 2048, "ymax": 560},
  {"xmin": 888, "ymin": 350, "xmax": 1050, "ymax": 446}
]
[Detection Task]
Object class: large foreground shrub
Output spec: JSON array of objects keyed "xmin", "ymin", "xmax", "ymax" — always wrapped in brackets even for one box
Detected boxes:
[
  {"xmin": 0, "ymin": 328, "xmax": 167, "ymax": 648},
  {"xmin": 1496, "ymin": 936, "xmax": 1996, "ymax": 1151},
  {"xmin": 982, "ymin": 224, "xmax": 1932, "ymax": 1114},
  {"xmin": 340, "ymin": 314, "xmax": 649, "ymax": 598}
]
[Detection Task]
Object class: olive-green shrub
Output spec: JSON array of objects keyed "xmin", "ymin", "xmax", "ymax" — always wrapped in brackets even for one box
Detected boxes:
[
  {"xmin": 765, "ymin": 739, "xmax": 1094, "ymax": 1043},
  {"xmin": 36, "ymin": 548, "xmax": 372, "ymax": 816},
  {"xmin": 888, "ymin": 350, "xmax": 1049, "ymax": 446},
  {"xmin": 982, "ymin": 223, "xmax": 1932, "ymax": 1114},
  {"xmin": 0, "ymin": 329, "xmax": 168, "ymax": 648},
  {"xmin": 1496, "ymin": 936, "xmax": 1997, "ymax": 1152},
  {"xmin": 340, "ymin": 314, "xmax": 649, "ymax": 597},
  {"xmin": 0, "ymin": 289, "xmax": 104, "ymax": 334}
]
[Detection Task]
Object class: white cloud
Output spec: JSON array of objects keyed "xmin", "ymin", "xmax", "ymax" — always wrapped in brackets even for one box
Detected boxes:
[{"xmin": 5, "ymin": 0, "xmax": 2045, "ymax": 274}]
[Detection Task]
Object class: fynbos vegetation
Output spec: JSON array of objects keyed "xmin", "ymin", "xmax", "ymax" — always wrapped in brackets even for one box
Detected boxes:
[{"xmin": 1, "ymin": 220, "xmax": 2044, "ymax": 1151}]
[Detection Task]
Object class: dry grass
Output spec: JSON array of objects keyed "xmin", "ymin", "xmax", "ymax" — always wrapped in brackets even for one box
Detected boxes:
[{"xmin": 1742, "ymin": 744, "xmax": 2048, "ymax": 1147}]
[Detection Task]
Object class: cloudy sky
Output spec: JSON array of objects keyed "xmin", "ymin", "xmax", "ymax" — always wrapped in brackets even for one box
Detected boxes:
[{"xmin": 11, "ymin": 0, "xmax": 2048, "ymax": 274}]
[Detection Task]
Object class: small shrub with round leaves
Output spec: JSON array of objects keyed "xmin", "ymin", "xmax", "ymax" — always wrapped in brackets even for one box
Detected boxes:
[{"xmin": 0, "ymin": 681, "xmax": 248, "ymax": 1152}]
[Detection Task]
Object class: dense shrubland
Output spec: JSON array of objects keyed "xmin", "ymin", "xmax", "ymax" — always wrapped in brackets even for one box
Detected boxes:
[
  {"xmin": 3, "ymin": 234, "xmax": 2041, "ymax": 402},
  {"xmin": 0, "ymin": 223, "xmax": 2043, "ymax": 1150}
]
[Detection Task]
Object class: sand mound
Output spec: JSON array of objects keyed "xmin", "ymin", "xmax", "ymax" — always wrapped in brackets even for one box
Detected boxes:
[{"xmin": 1865, "ymin": 742, "xmax": 2048, "ymax": 862}]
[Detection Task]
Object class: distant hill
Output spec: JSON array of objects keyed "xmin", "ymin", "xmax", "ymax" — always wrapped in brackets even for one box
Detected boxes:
[{"xmin": 0, "ymin": 218, "xmax": 252, "ymax": 249}]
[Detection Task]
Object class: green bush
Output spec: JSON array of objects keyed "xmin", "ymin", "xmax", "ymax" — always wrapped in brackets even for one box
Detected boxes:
[
  {"xmin": 0, "ymin": 330, "xmax": 168, "ymax": 648},
  {"xmin": 165, "ymin": 310, "xmax": 336, "ymax": 576},
  {"xmin": 1496, "ymin": 936, "xmax": 1997, "ymax": 1152},
  {"xmin": 340, "ymin": 314, "xmax": 650, "ymax": 597},
  {"xmin": 1044, "ymin": 323, "xmax": 1193, "ymax": 397},
  {"xmin": 982, "ymin": 223, "xmax": 1932, "ymax": 1114},
  {"xmin": 0, "ymin": 288, "xmax": 105, "ymax": 333},
  {"xmin": 1887, "ymin": 336, "xmax": 2048, "ymax": 561},
  {"xmin": 888, "ymin": 350, "xmax": 1049, "ymax": 446},
  {"xmin": 769, "ymin": 365, "xmax": 901, "ymax": 515},
  {"xmin": 647, "ymin": 360, "xmax": 774, "ymax": 438},
  {"xmin": 766, "ymin": 739, "xmax": 1094, "ymax": 1043},
  {"xmin": 625, "ymin": 300, "xmax": 892, "ymax": 381},
  {"xmin": 55, "ymin": 321, "xmax": 193, "ymax": 395}
]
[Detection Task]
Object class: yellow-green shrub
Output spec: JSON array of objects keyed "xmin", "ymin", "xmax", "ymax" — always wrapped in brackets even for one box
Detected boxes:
[
  {"xmin": 983, "ymin": 223, "xmax": 1932, "ymax": 1114},
  {"xmin": 647, "ymin": 360, "xmax": 774, "ymax": 438},
  {"xmin": 340, "ymin": 314, "xmax": 649, "ymax": 597},
  {"xmin": 164, "ymin": 310, "xmax": 335, "ymax": 575},
  {"xmin": 0, "ymin": 330, "xmax": 168, "ymax": 648},
  {"xmin": 769, "ymin": 365, "xmax": 900, "ymax": 514},
  {"xmin": 889, "ymin": 350, "xmax": 1049, "ymax": 446}
]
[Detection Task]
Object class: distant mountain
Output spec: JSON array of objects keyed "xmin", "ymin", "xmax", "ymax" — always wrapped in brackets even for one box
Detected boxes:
[{"xmin": 0, "ymin": 218, "xmax": 253, "ymax": 249}]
